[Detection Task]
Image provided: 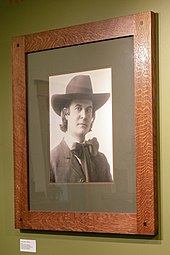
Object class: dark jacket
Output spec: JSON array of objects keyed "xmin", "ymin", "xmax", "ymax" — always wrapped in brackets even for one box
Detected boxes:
[{"xmin": 50, "ymin": 139, "xmax": 112, "ymax": 183}]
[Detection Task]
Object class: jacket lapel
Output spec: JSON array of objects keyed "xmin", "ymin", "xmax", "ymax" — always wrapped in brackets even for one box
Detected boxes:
[{"xmin": 61, "ymin": 139, "xmax": 86, "ymax": 181}]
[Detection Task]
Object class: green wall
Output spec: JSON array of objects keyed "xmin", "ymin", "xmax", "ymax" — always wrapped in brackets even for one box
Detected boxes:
[{"xmin": 0, "ymin": 0, "xmax": 169, "ymax": 254}]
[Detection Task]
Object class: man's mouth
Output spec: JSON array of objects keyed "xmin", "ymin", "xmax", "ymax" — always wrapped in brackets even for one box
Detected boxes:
[{"xmin": 78, "ymin": 123, "xmax": 87, "ymax": 127}]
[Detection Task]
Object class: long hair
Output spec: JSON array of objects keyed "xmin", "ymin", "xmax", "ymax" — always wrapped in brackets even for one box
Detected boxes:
[{"xmin": 59, "ymin": 107, "xmax": 69, "ymax": 132}]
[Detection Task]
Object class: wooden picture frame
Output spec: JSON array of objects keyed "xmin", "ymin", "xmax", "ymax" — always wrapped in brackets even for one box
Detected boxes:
[{"xmin": 12, "ymin": 11, "xmax": 158, "ymax": 235}]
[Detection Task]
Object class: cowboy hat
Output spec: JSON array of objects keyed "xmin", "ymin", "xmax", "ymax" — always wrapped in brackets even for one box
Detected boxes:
[{"xmin": 51, "ymin": 74, "xmax": 110, "ymax": 116}]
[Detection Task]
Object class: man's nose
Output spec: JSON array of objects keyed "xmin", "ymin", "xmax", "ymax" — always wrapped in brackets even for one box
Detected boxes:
[{"xmin": 80, "ymin": 108, "xmax": 86, "ymax": 118}]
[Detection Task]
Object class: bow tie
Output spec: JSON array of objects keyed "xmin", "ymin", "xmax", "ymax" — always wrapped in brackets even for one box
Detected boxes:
[{"xmin": 71, "ymin": 137, "xmax": 99, "ymax": 159}]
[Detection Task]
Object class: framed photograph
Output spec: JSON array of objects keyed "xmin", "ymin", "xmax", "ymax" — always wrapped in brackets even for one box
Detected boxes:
[
  {"xmin": 49, "ymin": 68, "xmax": 113, "ymax": 183},
  {"xmin": 12, "ymin": 11, "xmax": 158, "ymax": 235}
]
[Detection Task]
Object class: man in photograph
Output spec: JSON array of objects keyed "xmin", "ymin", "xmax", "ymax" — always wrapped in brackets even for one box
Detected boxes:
[{"xmin": 50, "ymin": 74, "xmax": 113, "ymax": 183}]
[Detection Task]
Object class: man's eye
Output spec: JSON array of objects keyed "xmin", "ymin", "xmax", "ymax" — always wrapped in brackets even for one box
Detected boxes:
[
  {"xmin": 75, "ymin": 106, "xmax": 82, "ymax": 111},
  {"xmin": 86, "ymin": 108, "xmax": 92, "ymax": 113}
]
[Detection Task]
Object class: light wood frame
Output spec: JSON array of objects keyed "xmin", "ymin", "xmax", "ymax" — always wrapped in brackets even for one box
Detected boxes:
[{"xmin": 12, "ymin": 11, "xmax": 158, "ymax": 235}]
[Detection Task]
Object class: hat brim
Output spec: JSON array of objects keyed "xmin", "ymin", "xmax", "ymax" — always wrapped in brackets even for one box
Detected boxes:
[{"xmin": 51, "ymin": 93, "xmax": 110, "ymax": 116}]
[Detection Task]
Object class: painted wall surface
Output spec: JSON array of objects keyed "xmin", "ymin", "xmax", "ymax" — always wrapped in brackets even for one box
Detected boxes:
[{"xmin": 0, "ymin": 0, "xmax": 169, "ymax": 254}]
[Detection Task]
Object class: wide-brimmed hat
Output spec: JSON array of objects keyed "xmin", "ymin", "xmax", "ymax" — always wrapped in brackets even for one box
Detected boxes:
[{"xmin": 51, "ymin": 74, "xmax": 110, "ymax": 116}]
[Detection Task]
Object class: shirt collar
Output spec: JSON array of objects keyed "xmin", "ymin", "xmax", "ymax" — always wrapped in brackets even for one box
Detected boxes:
[{"xmin": 64, "ymin": 133, "xmax": 85, "ymax": 150}]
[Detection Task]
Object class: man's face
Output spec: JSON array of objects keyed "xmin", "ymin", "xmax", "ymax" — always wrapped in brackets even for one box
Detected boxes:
[{"xmin": 66, "ymin": 99, "xmax": 94, "ymax": 142}]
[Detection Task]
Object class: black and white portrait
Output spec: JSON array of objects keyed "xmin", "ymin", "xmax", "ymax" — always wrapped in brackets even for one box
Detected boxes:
[{"xmin": 49, "ymin": 68, "xmax": 113, "ymax": 183}]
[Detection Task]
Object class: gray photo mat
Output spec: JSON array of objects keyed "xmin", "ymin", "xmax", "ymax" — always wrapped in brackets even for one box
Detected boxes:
[{"xmin": 27, "ymin": 36, "xmax": 136, "ymax": 213}]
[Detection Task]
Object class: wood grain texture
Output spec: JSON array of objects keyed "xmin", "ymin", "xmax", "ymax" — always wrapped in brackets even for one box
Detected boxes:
[
  {"xmin": 12, "ymin": 36, "xmax": 29, "ymax": 228},
  {"xmin": 25, "ymin": 16, "xmax": 133, "ymax": 53},
  {"xmin": 12, "ymin": 12, "xmax": 158, "ymax": 235},
  {"xmin": 22, "ymin": 212, "xmax": 137, "ymax": 234},
  {"xmin": 134, "ymin": 12, "xmax": 157, "ymax": 234}
]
